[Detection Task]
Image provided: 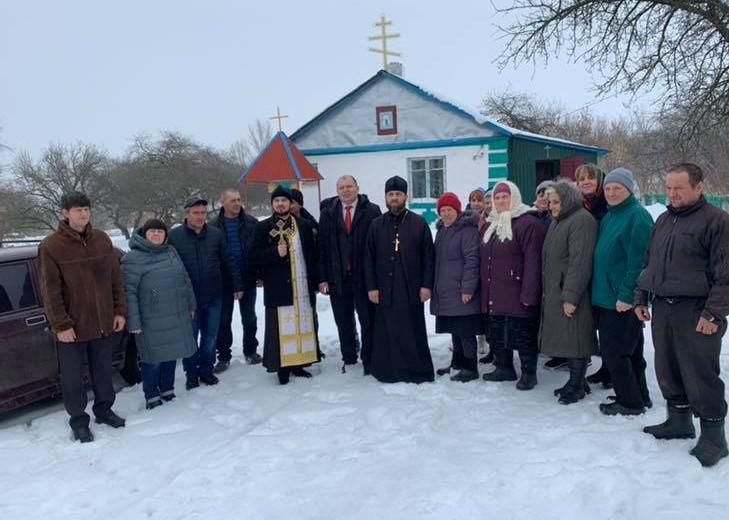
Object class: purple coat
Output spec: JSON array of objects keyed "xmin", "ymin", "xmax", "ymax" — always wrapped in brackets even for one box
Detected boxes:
[
  {"xmin": 480, "ymin": 211, "xmax": 546, "ymax": 318},
  {"xmin": 430, "ymin": 213, "xmax": 481, "ymax": 316}
]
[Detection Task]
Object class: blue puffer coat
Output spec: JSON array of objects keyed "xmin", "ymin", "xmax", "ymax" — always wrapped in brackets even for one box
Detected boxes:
[{"xmin": 122, "ymin": 231, "xmax": 197, "ymax": 364}]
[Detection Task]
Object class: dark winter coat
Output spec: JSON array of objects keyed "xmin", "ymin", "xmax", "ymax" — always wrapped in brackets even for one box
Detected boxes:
[
  {"xmin": 430, "ymin": 212, "xmax": 481, "ymax": 316},
  {"xmin": 480, "ymin": 212, "xmax": 546, "ymax": 318},
  {"xmin": 318, "ymin": 194, "xmax": 382, "ymax": 293},
  {"xmin": 167, "ymin": 222, "xmax": 242, "ymax": 307},
  {"xmin": 213, "ymin": 207, "xmax": 258, "ymax": 290},
  {"xmin": 539, "ymin": 183, "xmax": 598, "ymax": 358},
  {"xmin": 251, "ymin": 214, "xmax": 319, "ymax": 307},
  {"xmin": 365, "ymin": 210, "xmax": 435, "ymax": 306},
  {"xmin": 38, "ymin": 221, "xmax": 127, "ymax": 341},
  {"xmin": 592, "ymin": 195, "xmax": 653, "ymax": 309},
  {"xmin": 122, "ymin": 232, "xmax": 197, "ymax": 364},
  {"xmin": 635, "ymin": 197, "xmax": 729, "ymax": 320}
]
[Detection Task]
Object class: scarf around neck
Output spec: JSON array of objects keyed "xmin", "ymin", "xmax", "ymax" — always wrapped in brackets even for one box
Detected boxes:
[{"xmin": 482, "ymin": 180, "xmax": 533, "ymax": 244}]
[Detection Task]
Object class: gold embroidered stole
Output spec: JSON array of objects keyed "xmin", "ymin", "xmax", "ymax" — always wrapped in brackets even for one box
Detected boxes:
[{"xmin": 277, "ymin": 220, "xmax": 317, "ymax": 367}]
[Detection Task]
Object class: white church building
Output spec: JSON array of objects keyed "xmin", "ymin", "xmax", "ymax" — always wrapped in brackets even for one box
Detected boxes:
[{"xmin": 290, "ymin": 68, "xmax": 606, "ymax": 223}]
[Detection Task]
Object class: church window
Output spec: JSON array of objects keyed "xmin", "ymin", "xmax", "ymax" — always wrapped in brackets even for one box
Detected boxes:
[{"xmin": 408, "ymin": 156, "xmax": 445, "ymax": 200}]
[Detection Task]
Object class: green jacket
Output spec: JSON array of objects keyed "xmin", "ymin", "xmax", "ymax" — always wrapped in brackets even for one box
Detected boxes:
[{"xmin": 592, "ymin": 195, "xmax": 653, "ymax": 309}]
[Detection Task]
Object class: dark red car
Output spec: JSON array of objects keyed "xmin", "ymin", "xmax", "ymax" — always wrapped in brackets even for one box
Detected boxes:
[{"xmin": 0, "ymin": 245, "xmax": 139, "ymax": 414}]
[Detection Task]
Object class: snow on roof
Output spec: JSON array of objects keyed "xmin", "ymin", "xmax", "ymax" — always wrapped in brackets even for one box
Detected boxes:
[{"xmin": 291, "ymin": 69, "xmax": 608, "ymax": 154}]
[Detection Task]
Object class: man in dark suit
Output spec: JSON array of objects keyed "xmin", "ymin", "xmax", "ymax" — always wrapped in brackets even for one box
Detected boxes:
[{"xmin": 318, "ymin": 175, "xmax": 381, "ymax": 372}]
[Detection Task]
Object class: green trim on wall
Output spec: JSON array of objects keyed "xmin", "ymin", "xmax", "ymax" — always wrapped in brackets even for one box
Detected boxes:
[{"xmin": 409, "ymin": 201, "xmax": 438, "ymax": 224}]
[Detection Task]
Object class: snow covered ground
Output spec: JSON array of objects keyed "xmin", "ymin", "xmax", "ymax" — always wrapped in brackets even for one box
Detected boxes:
[{"xmin": 1, "ymin": 289, "xmax": 729, "ymax": 520}]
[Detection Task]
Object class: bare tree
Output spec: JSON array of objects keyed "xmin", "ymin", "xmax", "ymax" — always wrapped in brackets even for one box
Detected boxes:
[
  {"xmin": 12, "ymin": 142, "xmax": 110, "ymax": 231},
  {"xmin": 495, "ymin": 1, "xmax": 729, "ymax": 137},
  {"xmin": 228, "ymin": 118, "xmax": 274, "ymax": 170}
]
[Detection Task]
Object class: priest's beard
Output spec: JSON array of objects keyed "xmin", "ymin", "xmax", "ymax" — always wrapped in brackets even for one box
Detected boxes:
[
  {"xmin": 387, "ymin": 201, "xmax": 406, "ymax": 215},
  {"xmin": 274, "ymin": 209, "xmax": 290, "ymax": 219}
]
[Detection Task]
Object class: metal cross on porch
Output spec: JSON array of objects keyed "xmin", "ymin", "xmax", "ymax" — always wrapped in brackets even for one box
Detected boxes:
[
  {"xmin": 269, "ymin": 106, "xmax": 289, "ymax": 132},
  {"xmin": 368, "ymin": 14, "xmax": 401, "ymax": 69}
]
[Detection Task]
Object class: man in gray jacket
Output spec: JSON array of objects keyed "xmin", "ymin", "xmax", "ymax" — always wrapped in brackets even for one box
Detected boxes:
[{"xmin": 635, "ymin": 163, "xmax": 729, "ymax": 467}]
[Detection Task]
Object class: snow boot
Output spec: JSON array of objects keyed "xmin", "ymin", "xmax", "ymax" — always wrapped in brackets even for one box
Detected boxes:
[
  {"xmin": 482, "ymin": 349, "xmax": 517, "ymax": 381},
  {"xmin": 185, "ymin": 375, "xmax": 199, "ymax": 390},
  {"xmin": 291, "ymin": 367, "xmax": 313, "ymax": 378},
  {"xmin": 451, "ymin": 357, "xmax": 478, "ymax": 382},
  {"xmin": 277, "ymin": 368, "xmax": 290, "ymax": 385},
  {"xmin": 95, "ymin": 410, "xmax": 125, "ymax": 428},
  {"xmin": 557, "ymin": 358, "xmax": 589, "ymax": 404},
  {"xmin": 146, "ymin": 398, "xmax": 163, "ymax": 410},
  {"xmin": 587, "ymin": 363, "xmax": 612, "ymax": 388},
  {"xmin": 643, "ymin": 403, "xmax": 696, "ymax": 440},
  {"xmin": 599, "ymin": 401, "xmax": 645, "ymax": 416},
  {"xmin": 690, "ymin": 418, "xmax": 729, "ymax": 467},
  {"xmin": 72, "ymin": 425, "xmax": 94, "ymax": 443},
  {"xmin": 516, "ymin": 350, "xmax": 538, "ymax": 390},
  {"xmin": 199, "ymin": 374, "xmax": 219, "ymax": 386}
]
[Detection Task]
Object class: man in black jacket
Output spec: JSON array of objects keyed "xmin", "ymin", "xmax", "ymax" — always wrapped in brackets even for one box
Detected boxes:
[
  {"xmin": 318, "ymin": 175, "xmax": 381, "ymax": 370},
  {"xmin": 251, "ymin": 185, "xmax": 320, "ymax": 385},
  {"xmin": 168, "ymin": 196, "xmax": 243, "ymax": 389},
  {"xmin": 213, "ymin": 188, "xmax": 261, "ymax": 372},
  {"xmin": 635, "ymin": 163, "xmax": 729, "ymax": 467}
]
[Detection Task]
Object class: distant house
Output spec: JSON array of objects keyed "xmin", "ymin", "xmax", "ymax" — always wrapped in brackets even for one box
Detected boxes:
[{"xmin": 291, "ymin": 69, "xmax": 607, "ymax": 222}]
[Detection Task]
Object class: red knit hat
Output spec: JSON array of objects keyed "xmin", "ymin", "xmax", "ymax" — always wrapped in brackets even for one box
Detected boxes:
[{"xmin": 437, "ymin": 192, "xmax": 462, "ymax": 214}]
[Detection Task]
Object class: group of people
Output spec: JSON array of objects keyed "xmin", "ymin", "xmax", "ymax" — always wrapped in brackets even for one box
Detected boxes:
[{"xmin": 37, "ymin": 162, "xmax": 728, "ymax": 468}]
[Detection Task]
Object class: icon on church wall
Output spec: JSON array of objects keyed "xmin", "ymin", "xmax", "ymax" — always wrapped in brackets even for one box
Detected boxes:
[{"xmin": 376, "ymin": 105, "xmax": 398, "ymax": 135}]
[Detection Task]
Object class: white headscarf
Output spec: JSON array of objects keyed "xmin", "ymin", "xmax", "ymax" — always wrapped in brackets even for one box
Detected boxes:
[{"xmin": 482, "ymin": 180, "xmax": 533, "ymax": 244}]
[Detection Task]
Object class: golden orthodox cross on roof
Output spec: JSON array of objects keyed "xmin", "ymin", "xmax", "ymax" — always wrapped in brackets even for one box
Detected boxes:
[
  {"xmin": 269, "ymin": 106, "xmax": 288, "ymax": 132},
  {"xmin": 368, "ymin": 14, "xmax": 401, "ymax": 69}
]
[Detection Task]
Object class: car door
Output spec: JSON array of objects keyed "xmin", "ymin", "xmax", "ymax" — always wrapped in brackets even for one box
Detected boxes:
[{"xmin": 0, "ymin": 259, "xmax": 58, "ymax": 406}]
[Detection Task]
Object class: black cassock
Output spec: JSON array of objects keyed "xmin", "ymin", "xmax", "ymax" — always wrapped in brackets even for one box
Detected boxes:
[
  {"xmin": 250, "ymin": 214, "xmax": 320, "ymax": 372},
  {"xmin": 365, "ymin": 210, "xmax": 435, "ymax": 383}
]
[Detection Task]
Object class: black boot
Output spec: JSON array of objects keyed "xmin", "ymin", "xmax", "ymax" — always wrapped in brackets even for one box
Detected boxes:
[
  {"xmin": 291, "ymin": 366, "xmax": 313, "ymax": 378},
  {"xmin": 690, "ymin": 418, "xmax": 728, "ymax": 467},
  {"xmin": 482, "ymin": 349, "xmax": 517, "ymax": 382},
  {"xmin": 557, "ymin": 358, "xmax": 588, "ymax": 404},
  {"xmin": 643, "ymin": 404, "xmax": 696, "ymax": 440},
  {"xmin": 479, "ymin": 351, "xmax": 495, "ymax": 364},
  {"xmin": 516, "ymin": 350, "xmax": 538, "ymax": 390},
  {"xmin": 586, "ymin": 362, "xmax": 610, "ymax": 385},
  {"xmin": 451, "ymin": 357, "xmax": 478, "ymax": 383},
  {"xmin": 95, "ymin": 410, "xmax": 125, "ymax": 428},
  {"xmin": 277, "ymin": 368, "xmax": 290, "ymax": 385},
  {"xmin": 72, "ymin": 425, "xmax": 94, "ymax": 443}
]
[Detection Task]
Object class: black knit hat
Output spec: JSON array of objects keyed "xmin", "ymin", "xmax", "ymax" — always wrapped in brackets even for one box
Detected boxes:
[
  {"xmin": 290, "ymin": 188, "xmax": 304, "ymax": 206},
  {"xmin": 140, "ymin": 218, "xmax": 168, "ymax": 238},
  {"xmin": 385, "ymin": 175, "xmax": 407, "ymax": 194},
  {"xmin": 270, "ymin": 184, "xmax": 293, "ymax": 203}
]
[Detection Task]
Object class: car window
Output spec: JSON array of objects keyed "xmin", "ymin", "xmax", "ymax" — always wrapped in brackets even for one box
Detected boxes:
[{"xmin": 0, "ymin": 262, "xmax": 38, "ymax": 314}]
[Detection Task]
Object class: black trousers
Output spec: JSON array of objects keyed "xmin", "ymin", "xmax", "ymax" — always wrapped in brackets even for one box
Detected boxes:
[
  {"xmin": 488, "ymin": 315, "xmax": 539, "ymax": 373},
  {"xmin": 217, "ymin": 287, "xmax": 258, "ymax": 361},
  {"xmin": 57, "ymin": 335, "xmax": 115, "ymax": 429},
  {"xmin": 652, "ymin": 298, "xmax": 728, "ymax": 420},
  {"xmin": 330, "ymin": 275, "xmax": 373, "ymax": 365},
  {"xmin": 597, "ymin": 308, "xmax": 649, "ymax": 409}
]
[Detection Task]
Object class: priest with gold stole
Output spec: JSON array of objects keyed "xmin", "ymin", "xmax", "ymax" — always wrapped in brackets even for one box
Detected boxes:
[
  {"xmin": 365, "ymin": 176, "xmax": 435, "ymax": 383},
  {"xmin": 251, "ymin": 185, "xmax": 320, "ymax": 385}
]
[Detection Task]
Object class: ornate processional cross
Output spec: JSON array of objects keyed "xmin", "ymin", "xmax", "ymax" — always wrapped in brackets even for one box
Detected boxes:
[
  {"xmin": 368, "ymin": 14, "xmax": 401, "ymax": 69},
  {"xmin": 269, "ymin": 106, "xmax": 289, "ymax": 132}
]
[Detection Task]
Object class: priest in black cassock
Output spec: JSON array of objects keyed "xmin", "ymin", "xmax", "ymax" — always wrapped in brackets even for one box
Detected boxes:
[
  {"xmin": 251, "ymin": 185, "xmax": 321, "ymax": 385},
  {"xmin": 365, "ymin": 176, "xmax": 435, "ymax": 383}
]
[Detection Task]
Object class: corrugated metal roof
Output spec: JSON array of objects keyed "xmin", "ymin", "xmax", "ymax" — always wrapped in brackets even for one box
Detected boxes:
[{"xmin": 239, "ymin": 131, "xmax": 323, "ymax": 183}]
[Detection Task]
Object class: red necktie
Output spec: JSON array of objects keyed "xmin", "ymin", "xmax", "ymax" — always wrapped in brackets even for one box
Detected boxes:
[{"xmin": 345, "ymin": 206, "xmax": 353, "ymax": 234}]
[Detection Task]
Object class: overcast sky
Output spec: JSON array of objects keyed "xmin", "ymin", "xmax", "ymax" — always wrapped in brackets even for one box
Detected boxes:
[{"xmin": 0, "ymin": 0, "xmax": 638, "ymax": 159}]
